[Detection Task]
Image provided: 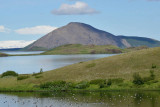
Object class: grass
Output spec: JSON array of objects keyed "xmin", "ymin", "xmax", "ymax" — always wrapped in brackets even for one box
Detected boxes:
[{"xmin": 0, "ymin": 47, "xmax": 160, "ymax": 91}]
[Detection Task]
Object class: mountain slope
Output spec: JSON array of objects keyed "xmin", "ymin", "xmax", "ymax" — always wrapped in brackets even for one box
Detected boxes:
[
  {"xmin": 24, "ymin": 22, "xmax": 160, "ymax": 51},
  {"xmin": 24, "ymin": 22, "xmax": 127, "ymax": 50},
  {"xmin": 118, "ymin": 36, "xmax": 160, "ymax": 47}
]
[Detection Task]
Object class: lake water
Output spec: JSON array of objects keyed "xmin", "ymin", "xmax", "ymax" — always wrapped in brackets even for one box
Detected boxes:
[
  {"xmin": 0, "ymin": 91, "xmax": 159, "ymax": 107},
  {"xmin": 0, "ymin": 52, "xmax": 115, "ymax": 74}
]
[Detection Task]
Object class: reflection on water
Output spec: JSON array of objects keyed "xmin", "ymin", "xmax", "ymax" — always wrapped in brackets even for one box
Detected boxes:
[
  {"xmin": 0, "ymin": 54, "xmax": 115, "ymax": 74},
  {"xmin": 0, "ymin": 91, "xmax": 160, "ymax": 107}
]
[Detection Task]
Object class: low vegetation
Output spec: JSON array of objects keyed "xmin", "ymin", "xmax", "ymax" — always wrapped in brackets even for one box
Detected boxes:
[
  {"xmin": 17, "ymin": 75, "xmax": 30, "ymax": 80},
  {"xmin": 1, "ymin": 71, "xmax": 18, "ymax": 78}
]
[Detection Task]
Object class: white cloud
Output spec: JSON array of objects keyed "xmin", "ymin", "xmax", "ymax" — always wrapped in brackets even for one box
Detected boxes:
[
  {"xmin": 0, "ymin": 40, "xmax": 35, "ymax": 49},
  {"xmin": 15, "ymin": 26, "xmax": 57, "ymax": 35},
  {"xmin": 52, "ymin": 1, "xmax": 99, "ymax": 15},
  {"xmin": 0, "ymin": 25, "xmax": 10, "ymax": 33}
]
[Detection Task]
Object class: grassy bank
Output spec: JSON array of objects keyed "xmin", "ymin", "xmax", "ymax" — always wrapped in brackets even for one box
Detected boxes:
[{"xmin": 0, "ymin": 47, "xmax": 160, "ymax": 91}]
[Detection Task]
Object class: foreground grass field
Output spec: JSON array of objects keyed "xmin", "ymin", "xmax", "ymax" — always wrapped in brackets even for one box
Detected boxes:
[{"xmin": 0, "ymin": 47, "xmax": 160, "ymax": 91}]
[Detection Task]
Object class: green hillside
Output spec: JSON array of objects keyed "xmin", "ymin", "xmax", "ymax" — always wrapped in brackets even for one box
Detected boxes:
[
  {"xmin": 38, "ymin": 47, "xmax": 160, "ymax": 82},
  {"xmin": 0, "ymin": 47, "xmax": 160, "ymax": 91}
]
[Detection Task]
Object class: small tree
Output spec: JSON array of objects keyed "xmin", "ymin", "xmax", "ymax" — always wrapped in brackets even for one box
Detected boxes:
[
  {"xmin": 133, "ymin": 73, "xmax": 144, "ymax": 85},
  {"xmin": 40, "ymin": 68, "xmax": 43, "ymax": 73},
  {"xmin": 150, "ymin": 70, "xmax": 155, "ymax": 80}
]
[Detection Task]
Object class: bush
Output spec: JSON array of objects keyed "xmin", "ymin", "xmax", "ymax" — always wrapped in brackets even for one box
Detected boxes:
[
  {"xmin": 152, "ymin": 64, "xmax": 156, "ymax": 69},
  {"xmin": 90, "ymin": 79, "xmax": 106, "ymax": 85},
  {"xmin": 110, "ymin": 78, "xmax": 124, "ymax": 84},
  {"xmin": 106, "ymin": 78, "xmax": 124, "ymax": 86},
  {"xmin": 1, "ymin": 71, "xmax": 18, "ymax": 77},
  {"xmin": 40, "ymin": 81, "xmax": 67, "ymax": 90},
  {"xmin": 17, "ymin": 75, "xmax": 29, "ymax": 80},
  {"xmin": 107, "ymin": 79, "xmax": 112, "ymax": 86},
  {"xmin": 150, "ymin": 70, "xmax": 155, "ymax": 80},
  {"xmin": 133, "ymin": 73, "xmax": 144, "ymax": 85},
  {"xmin": 99, "ymin": 83, "xmax": 105, "ymax": 88},
  {"xmin": 75, "ymin": 81, "xmax": 90, "ymax": 89}
]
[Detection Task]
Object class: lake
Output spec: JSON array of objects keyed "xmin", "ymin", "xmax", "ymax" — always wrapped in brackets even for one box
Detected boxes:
[
  {"xmin": 0, "ymin": 52, "xmax": 115, "ymax": 74},
  {"xmin": 0, "ymin": 91, "xmax": 159, "ymax": 107}
]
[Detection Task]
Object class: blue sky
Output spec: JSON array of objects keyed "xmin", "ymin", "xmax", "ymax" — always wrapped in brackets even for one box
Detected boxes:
[{"xmin": 0, "ymin": 0, "xmax": 160, "ymax": 48}]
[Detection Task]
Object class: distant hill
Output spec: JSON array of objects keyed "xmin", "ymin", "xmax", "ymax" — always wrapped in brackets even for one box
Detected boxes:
[
  {"xmin": 42, "ymin": 44, "xmax": 149, "ymax": 55},
  {"xmin": 42, "ymin": 44, "xmax": 123, "ymax": 54},
  {"xmin": 0, "ymin": 52, "xmax": 8, "ymax": 57},
  {"xmin": 118, "ymin": 36, "xmax": 160, "ymax": 47},
  {"xmin": 24, "ymin": 22, "xmax": 160, "ymax": 51}
]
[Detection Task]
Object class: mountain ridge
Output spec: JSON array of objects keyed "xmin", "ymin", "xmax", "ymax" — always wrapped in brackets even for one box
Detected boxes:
[{"xmin": 24, "ymin": 22, "xmax": 160, "ymax": 51}]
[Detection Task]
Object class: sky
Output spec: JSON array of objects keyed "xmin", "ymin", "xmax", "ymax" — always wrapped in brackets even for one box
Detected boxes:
[{"xmin": 0, "ymin": 0, "xmax": 160, "ymax": 48}]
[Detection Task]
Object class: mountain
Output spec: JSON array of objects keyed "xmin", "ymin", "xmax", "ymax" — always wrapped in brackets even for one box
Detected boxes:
[
  {"xmin": 24, "ymin": 22, "xmax": 160, "ymax": 50},
  {"xmin": 118, "ymin": 36, "xmax": 160, "ymax": 47}
]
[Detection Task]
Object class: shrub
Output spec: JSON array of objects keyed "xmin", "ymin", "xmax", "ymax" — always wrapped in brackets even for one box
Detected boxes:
[
  {"xmin": 90, "ymin": 79, "xmax": 106, "ymax": 85},
  {"xmin": 133, "ymin": 73, "xmax": 144, "ymax": 85},
  {"xmin": 99, "ymin": 83, "xmax": 105, "ymax": 88},
  {"xmin": 110, "ymin": 78, "xmax": 124, "ymax": 84},
  {"xmin": 17, "ymin": 75, "xmax": 29, "ymax": 80},
  {"xmin": 75, "ymin": 81, "xmax": 90, "ymax": 89},
  {"xmin": 150, "ymin": 70, "xmax": 155, "ymax": 80},
  {"xmin": 152, "ymin": 64, "xmax": 156, "ymax": 69},
  {"xmin": 40, "ymin": 68, "xmax": 43, "ymax": 73},
  {"xmin": 40, "ymin": 82, "xmax": 53, "ymax": 89},
  {"xmin": 106, "ymin": 78, "xmax": 124, "ymax": 86},
  {"xmin": 107, "ymin": 79, "xmax": 112, "ymax": 86},
  {"xmin": 40, "ymin": 81, "xmax": 67, "ymax": 90},
  {"xmin": 1, "ymin": 71, "xmax": 18, "ymax": 77}
]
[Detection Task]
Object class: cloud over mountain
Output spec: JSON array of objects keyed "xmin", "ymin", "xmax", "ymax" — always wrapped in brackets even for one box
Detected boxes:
[
  {"xmin": 52, "ymin": 1, "xmax": 99, "ymax": 15},
  {"xmin": 15, "ymin": 26, "xmax": 57, "ymax": 35},
  {"xmin": 0, "ymin": 40, "xmax": 35, "ymax": 49}
]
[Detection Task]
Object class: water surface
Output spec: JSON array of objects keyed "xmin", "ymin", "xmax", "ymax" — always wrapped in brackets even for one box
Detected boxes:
[
  {"xmin": 0, "ymin": 53, "xmax": 115, "ymax": 74},
  {"xmin": 0, "ymin": 91, "xmax": 159, "ymax": 107}
]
